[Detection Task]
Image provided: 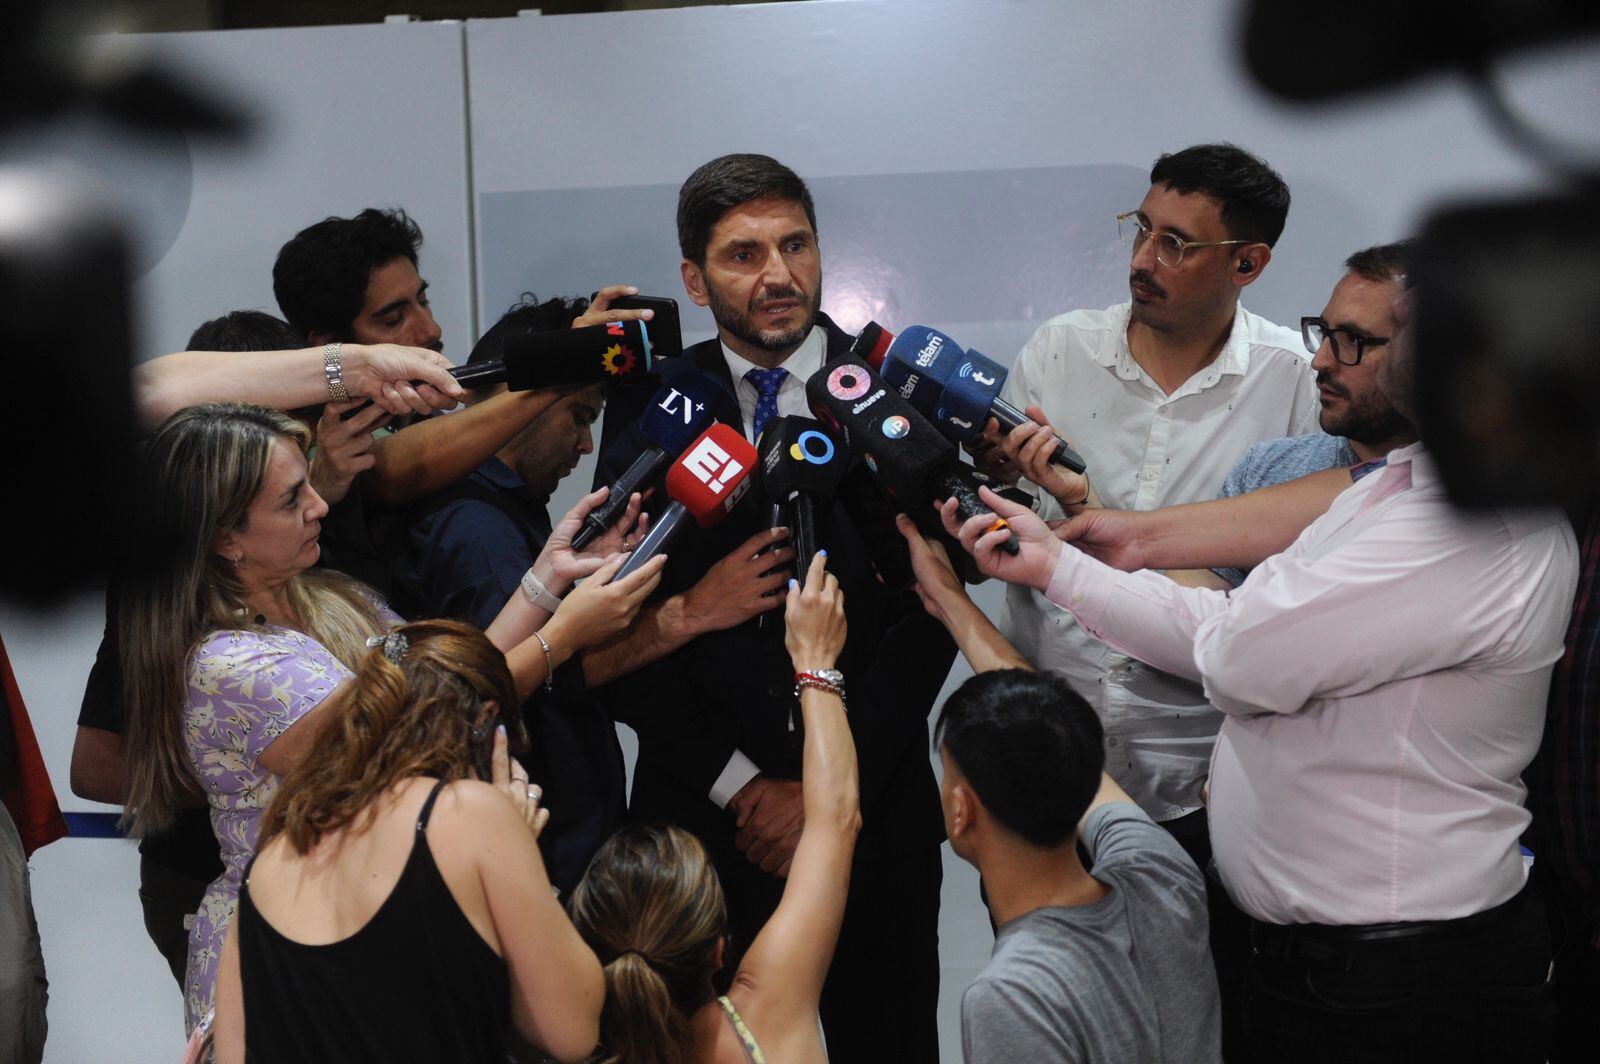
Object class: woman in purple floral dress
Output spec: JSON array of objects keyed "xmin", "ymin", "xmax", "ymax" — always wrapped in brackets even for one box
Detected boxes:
[{"xmin": 119, "ymin": 404, "xmax": 660, "ymax": 1034}]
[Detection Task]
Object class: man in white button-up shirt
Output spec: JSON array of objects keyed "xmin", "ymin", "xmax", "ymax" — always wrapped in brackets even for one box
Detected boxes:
[
  {"xmin": 983, "ymin": 145, "xmax": 1318, "ymax": 852},
  {"xmin": 941, "ymin": 298, "xmax": 1576, "ymax": 1061}
]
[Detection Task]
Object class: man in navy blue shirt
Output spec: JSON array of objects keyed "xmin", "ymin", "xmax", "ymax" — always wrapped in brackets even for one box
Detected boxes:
[{"xmin": 391, "ymin": 294, "xmax": 614, "ymax": 890}]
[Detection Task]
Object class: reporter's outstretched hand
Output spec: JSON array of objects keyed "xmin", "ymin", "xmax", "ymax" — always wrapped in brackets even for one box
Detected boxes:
[
  {"xmin": 551, "ymin": 553, "xmax": 666, "ymax": 650},
  {"xmin": 343, "ymin": 344, "xmax": 463, "ymax": 414},
  {"xmin": 937, "ymin": 486, "xmax": 1061, "ymax": 590},
  {"xmin": 491, "ymin": 724, "xmax": 550, "ymax": 839},
  {"xmin": 894, "ymin": 513, "xmax": 969, "ymax": 626},
  {"xmin": 540, "ymin": 486, "xmax": 650, "ymax": 591},
  {"xmin": 310, "ymin": 400, "xmax": 390, "ymax": 505},
  {"xmin": 997, "ymin": 405, "xmax": 1088, "ymax": 509},
  {"xmin": 573, "ymin": 284, "xmax": 655, "ymax": 329},
  {"xmin": 784, "ymin": 551, "xmax": 847, "ymax": 671},
  {"xmin": 1051, "ymin": 508, "xmax": 1148, "ymax": 572}
]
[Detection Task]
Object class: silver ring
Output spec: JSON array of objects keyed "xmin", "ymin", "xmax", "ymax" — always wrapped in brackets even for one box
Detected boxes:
[{"xmin": 526, "ymin": 785, "xmax": 541, "ymax": 801}]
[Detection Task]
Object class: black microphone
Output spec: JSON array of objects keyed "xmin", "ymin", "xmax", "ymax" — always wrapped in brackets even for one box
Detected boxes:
[
  {"xmin": 806, "ymin": 358, "xmax": 1018, "ymax": 555},
  {"xmin": 573, "ymin": 371, "xmax": 733, "ymax": 550},
  {"xmin": 611, "ymin": 424, "xmax": 757, "ymax": 583},
  {"xmin": 880, "ymin": 325, "xmax": 1086, "ymax": 474},
  {"xmin": 757, "ymin": 416, "xmax": 849, "ymax": 569},
  {"xmin": 450, "ymin": 318, "xmax": 657, "ymax": 391}
]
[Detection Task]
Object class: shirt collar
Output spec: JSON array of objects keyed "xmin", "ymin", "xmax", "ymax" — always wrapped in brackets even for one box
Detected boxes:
[
  {"xmin": 477, "ymin": 454, "xmax": 550, "ymax": 506},
  {"xmin": 1387, "ymin": 442, "xmax": 1433, "ymax": 483},
  {"xmin": 1101, "ymin": 300, "xmax": 1253, "ymax": 386},
  {"xmin": 720, "ymin": 324, "xmax": 826, "ymax": 389}
]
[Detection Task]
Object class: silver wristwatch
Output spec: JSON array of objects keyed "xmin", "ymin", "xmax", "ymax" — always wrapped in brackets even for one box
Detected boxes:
[{"xmin": 323, "ymin": 342, "xmax": 350, "ymax": 401}]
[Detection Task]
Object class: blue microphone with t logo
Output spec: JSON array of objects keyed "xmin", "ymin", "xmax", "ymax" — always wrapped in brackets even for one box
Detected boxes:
[{"xmin": 880, "ymin": 325, "xmax": 1087, "ymax": 474}]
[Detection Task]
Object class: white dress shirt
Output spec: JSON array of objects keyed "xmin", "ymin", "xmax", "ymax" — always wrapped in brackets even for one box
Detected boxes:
[
  {"xmin": 1041, "ymin": 444, "xmax": 1578, "ymax": 924},
  {"xmin": 707, "ymin": 325, "xmax": 827, "ymax": 808},
  {"xmin": 1000, "ymin": 302, "xmax": 1319, "ymax": 820}
]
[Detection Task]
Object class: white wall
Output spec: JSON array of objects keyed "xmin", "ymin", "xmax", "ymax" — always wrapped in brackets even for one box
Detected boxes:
[{"xmin": 3, "ymin": 3, "xmax": 1594, "ymax": 1061}]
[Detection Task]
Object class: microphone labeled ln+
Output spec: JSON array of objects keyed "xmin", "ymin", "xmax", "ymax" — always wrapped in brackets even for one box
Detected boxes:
[
  {"xmin": 610, "ymin": 423, "xmax": 757, "ymax": 583},
  {"xmin": 574, "ymin": 371, "xmax": 734, "ymax": 550}
]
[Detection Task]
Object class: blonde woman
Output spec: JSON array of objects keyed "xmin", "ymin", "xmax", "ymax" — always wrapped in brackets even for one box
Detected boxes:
[
  {"xmin": 211, "ymin": 619, "xmax": 603, "ymax": 1063},
  {"xmin": 568, "ymin": 551, "xmax": 857, "ymax": 1063},
  {"xmin": 120, "ymin": 403, "xmax": 660, "ymax": 1032}
]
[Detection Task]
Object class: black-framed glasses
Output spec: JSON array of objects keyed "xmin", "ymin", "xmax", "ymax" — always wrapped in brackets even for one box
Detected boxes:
[
  {"xmin": 1115, "ymin": 210, "xmax": 1251, "ymax": 268},
  {"xmin": 1301, "ymin": 317, "xmax": 1390, "ymax": 367}
]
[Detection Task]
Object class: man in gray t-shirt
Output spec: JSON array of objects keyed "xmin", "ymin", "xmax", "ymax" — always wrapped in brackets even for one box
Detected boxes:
[
  {"xmin": 961, "ymin": 802, "xmax": 1220, "ymax": 1063},
  {"xmin": 895, "ymin": 516, "xmax": 1223, "ymax": 1062},
  {"xmin": 930, "ymin": 665, "xmax": 1221, "ymax": 1064}
]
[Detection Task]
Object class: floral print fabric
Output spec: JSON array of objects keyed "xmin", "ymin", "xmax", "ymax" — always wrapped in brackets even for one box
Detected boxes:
[{"xmin": 178, "ymin": 614, "xmax": 394, "ymax": 1033}]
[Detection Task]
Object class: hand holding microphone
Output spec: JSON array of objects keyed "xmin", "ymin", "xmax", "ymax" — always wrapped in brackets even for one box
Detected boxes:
[{"xmin": 610, "ymin": 423, "xmax": 758, "ymax": 583}]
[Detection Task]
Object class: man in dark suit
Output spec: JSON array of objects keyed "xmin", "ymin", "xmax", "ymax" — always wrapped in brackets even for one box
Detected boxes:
[{"xmin": 592, "ymin": 153, "xmax": 954, "ymax": 1060}]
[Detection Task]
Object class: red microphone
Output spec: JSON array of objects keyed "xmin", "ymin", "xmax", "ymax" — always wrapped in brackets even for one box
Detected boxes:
[{"xmin": 610, "ymin": 423, "xmax": 756, "ymax": 582}]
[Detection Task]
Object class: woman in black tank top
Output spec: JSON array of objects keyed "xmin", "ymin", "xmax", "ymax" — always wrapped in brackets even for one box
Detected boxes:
[{"xmin": 208, "ymin": 619, "xmax": 606, "ymax": 1064}]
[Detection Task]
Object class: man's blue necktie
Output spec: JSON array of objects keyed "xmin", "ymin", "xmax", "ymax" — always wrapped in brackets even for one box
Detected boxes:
[{"xmin": 745, "ymin": 366, "xmax": 789, "ymax": 442}]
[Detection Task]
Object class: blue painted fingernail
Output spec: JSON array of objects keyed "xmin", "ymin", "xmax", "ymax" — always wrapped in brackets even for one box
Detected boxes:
[
  {"xmin": 496, "ymin": 724, "xmax": 506, "ymax": 737},
  {"xmin": 819, "ymin": 549, "xmax": 828, "ymax": 557},
  {"xmin": 789, "ymin": 578, "xmax": 798, "ymax": 589}
]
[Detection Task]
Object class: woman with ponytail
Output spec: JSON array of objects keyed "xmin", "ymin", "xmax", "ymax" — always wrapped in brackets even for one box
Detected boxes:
[
  {"xmin": 570, "ymin": 551, "xmax": 859, "ymax": 1064},
  {"xmin": 209, "ymin": 619, "xmax": 604, "ymax": 1063},
  {"xmin": 120, "ymin": 403, "xmax": 660, "ymax": 1034}
]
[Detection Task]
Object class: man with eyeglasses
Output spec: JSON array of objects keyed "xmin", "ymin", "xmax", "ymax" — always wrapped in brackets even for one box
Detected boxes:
[
  {"xmin": 980, "ymin": 143, "xmax": 1315, "ymax": 864},
  {"xmin": 1187, "ymin": 241, "xmax": 1418, "ymax": 588},
  {"xmin": 972, "ymin": 144, "xmax": 1313, "ymax": 1060},
  {"xmin": 942, "ymin": 282, "xmax": 1576, "ymax": 1063}
]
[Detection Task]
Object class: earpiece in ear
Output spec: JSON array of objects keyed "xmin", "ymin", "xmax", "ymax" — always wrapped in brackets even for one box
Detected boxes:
[{"xmin": 1237, "ymin": 260, "xmax": 1254, "ymax": 274}]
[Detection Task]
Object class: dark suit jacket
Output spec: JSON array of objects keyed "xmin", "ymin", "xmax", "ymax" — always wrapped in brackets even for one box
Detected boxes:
[{"xmin": 592, "ymin": 314, "xmax": 953, "ymax": 862}]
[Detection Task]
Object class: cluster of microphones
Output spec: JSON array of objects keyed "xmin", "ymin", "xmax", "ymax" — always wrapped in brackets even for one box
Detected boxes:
[{"xmin": 437, "ymin": 309, "xmax": 1088, "ymax": 585}]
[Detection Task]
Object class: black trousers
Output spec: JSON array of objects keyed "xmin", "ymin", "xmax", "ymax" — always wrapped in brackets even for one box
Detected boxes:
[
  {"xmin": 137, "ymin": 855, "xmax": 211, "ymax": 992},
  {"xmin": 1531, "ymin": 863, "xmax": 1600, "ymax": 1064},
  {"xmin": 716, "ymin": 842, "xmax": 942, "ymax": 1063},
  {"xmin": 1242, "ymin": 882, "xmax": 1554, "ymax": 1064},
  {"xmin": 1162, "ymin": 808, "xmax": 1251, "ymax": 1064}
]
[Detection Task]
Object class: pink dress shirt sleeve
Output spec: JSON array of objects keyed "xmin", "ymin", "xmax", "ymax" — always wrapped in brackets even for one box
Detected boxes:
[{"xmin": 1043, "ymin": 545, "xmax": 1229, "ymax": 683}]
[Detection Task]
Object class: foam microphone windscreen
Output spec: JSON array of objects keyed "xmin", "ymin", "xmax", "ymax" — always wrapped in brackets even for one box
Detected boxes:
[
  {"xmin": 665, "ymin": 422, "xmax": 758, "ymax": 527},
  {"xmin": 848, "ymin": 320, "xmax": 896, "ymax": 372},
  {"xmin": 638, "ymin": 371, "xmax": 733, "ymax": 453},
  {"xmin": 879, "ymin": 325, "xmax": 997, "ymax": 440},
  {"xmin": 805, "ymin": 357, "xmax": 956, "ymax": 504},
  {"xmin": 757, "ymin": 416, "xmax": 849, "ymax": 502},
  {"xmin": 500, "ymin": 318, "xmax": 654, "ymax": 390}
]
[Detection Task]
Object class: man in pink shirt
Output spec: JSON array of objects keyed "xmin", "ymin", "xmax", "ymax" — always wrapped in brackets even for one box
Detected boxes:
[{"xmin": 939, "ymin": 308, "xmax": 1577, "ymax": 1062}]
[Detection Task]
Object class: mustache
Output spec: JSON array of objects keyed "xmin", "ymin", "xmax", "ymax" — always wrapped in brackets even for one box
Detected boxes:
[
  {"xmin": 754, "ymin": 286, "xmax": 804, "ymax": 309},
  {"xmin": 1129, "ymin": 271, "xmax": 1166, "ymax": 299},
  {"xmin": 1316, "ymin": 371, "xmax": 1349, "ymax": 399}
]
